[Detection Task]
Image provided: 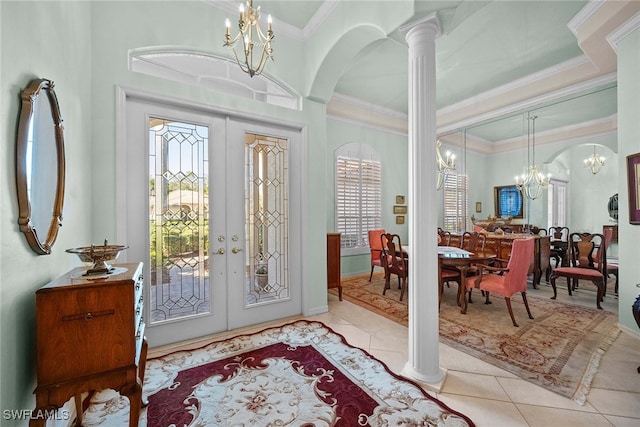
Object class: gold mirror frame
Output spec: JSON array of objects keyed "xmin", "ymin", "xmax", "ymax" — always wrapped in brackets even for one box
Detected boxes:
[{"xmin": 16, "ymin": 78, "xmax": 66, "ymax": 255}]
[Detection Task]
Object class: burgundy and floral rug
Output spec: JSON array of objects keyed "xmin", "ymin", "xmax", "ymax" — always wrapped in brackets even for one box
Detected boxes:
[
  {"xmin": 332, "ymin": 272, "xmax": 620, "ymax": 404},
  {"xmin": 81, "ymin": 320, "xmax": 474, "ymax": 426}
]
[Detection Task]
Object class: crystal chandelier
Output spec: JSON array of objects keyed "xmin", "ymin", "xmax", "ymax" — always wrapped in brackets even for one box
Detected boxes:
[
  {"xmin": 224, "ymin": 0, "xmax": 274, "ymax": 77},
  {"xmin": 584, "ymin": 145, "xmax": 605, "ymax": 174},
  {"xmin": 514, "ymin": 115, "xmax": 551, "ymax": 200},
  {"xmin": 436, "ymin": 139, "xmax": 456, "ymax": 190}
]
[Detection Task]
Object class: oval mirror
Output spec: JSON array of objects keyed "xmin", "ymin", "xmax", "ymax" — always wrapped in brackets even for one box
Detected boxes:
[{"xmin": 16, "ymin": 78, "xmax": 65, "ymax": 255}]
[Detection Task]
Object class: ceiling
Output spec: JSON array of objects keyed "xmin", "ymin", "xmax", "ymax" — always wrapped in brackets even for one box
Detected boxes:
[{"xmin": 261, "ymin": 0, "xmax": 621, "ymax": 148}]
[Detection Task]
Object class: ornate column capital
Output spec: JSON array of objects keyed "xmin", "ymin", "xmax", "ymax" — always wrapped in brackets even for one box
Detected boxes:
[{"xmin": 400, "ymin": 12, "xmax": 442, "ymax": 43}]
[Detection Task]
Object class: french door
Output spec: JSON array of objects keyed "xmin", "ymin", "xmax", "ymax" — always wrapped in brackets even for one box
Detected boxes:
[{"xmin": 122, "ymin": 95, "xmax": 302, "ymax": 347}]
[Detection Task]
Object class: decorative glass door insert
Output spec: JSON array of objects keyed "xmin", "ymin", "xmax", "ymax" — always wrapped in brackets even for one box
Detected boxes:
[
  {"xmin": 148, "ymin": 118, "xmax": 210, "ymax": 323},
  {"xmin": 245, "ymin": 133, "xmax": 289, "ymax": 305}
]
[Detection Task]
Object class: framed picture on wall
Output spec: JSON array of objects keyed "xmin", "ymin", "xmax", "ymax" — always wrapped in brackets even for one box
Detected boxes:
[
  {"xmin": 396, "ymin": 215, "xmax": 405, "ymax": 224},
  {"xmin": 393, "ymin": 205, "xmax": 407, "ymax": 214},
  {"xmin": 396, "ymin": 195, "xmax": 405, "ymax": 204},
  {"xmin": 494, "ymin": 185, "xmax": 524, "ymax": 219},
  {"xmin": 627, "ymin": 153, "xmax": 640, "ymax": 225}
]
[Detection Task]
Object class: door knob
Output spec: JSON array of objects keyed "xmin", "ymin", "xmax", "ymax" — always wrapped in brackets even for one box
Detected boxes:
[
  {"xmin": 214, "ymin": 248, "xmax": 225, "ymax": 255},
  {"xmin": 232, "ymin": 247, "xmax": 242, "ymax": 254}
]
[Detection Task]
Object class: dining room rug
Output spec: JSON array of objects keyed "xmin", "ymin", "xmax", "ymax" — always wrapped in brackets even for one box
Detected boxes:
[
  {"xmin": 331, "ymin": 272, "xmax": 620, "ymax": 404},
  {"xmin": 80, "ymin": 320, "xmax": 475, "ymax": 426}
]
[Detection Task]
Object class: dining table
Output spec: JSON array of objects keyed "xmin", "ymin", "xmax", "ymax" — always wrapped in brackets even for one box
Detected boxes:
[
  {"xmin": 438, "ymin": 247, "xmax": 496, "ymax": 311},
  {"xmin": 401, "ymin": 245, "xmax": 496, "ymax": 311}
]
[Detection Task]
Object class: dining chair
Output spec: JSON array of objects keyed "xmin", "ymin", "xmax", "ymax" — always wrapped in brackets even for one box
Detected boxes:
[
  {"xmin": 437, "ymin": 228, "xmax": 451, "ymax": 246},
  {"xmin": 595, "ymin": 227, "xmax": 617, "ymax": 297},
  {"xmin": 460, "ymin": 231, "xmax": 486, "ymax": 252},
  {"xmin": 549, "ymin": 232, "xmax": 606, "ymax": 309},
  {"xmin": 458, "ymin": 231, "xmax": 488, "ymax": 302},
  {"xmin": 548, "ymin": 226, "xmax": 570, "ymax": 268},
  {"xmin": 380, "ymin": 233, "xmax": 408, "ymax": 301},
  {"xmin": 367, "ymin": 229, "xmax": 386, "ymax": 281},
  {"xmin": 463, "ymin": 237, "xmax": 535, "ymax": 327}
]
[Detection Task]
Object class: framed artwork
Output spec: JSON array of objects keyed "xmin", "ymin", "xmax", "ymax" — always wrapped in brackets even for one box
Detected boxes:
[
  {"xmin": 494, "ymin": 185, "xmax": 524, "ymax": 219},
  {"xmin": 396, "ymin": 215, "xmax": 405, "ymax": 224},
  {"xmin": 396, "ymin": 195, "xmax": 405, "ymax": 204},
  {"xmin": 475, "ymin": 202, "xmax": 482, "ymax": 213},
  {"xmin": 393, "ymin": 205, "xmax": 407, "ymax": 214},
  {"xmin": 627, "ymin": 153, "xmax": 640, "ymax": 225}
]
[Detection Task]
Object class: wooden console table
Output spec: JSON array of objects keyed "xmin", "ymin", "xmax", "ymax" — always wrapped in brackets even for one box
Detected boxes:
[{"xmin": 31, "ymin": 263, "xmax": 147, "ymax": 427}]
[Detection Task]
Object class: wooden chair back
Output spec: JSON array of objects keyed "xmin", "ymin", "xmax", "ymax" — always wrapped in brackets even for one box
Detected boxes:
[
  {"xmin": 567, "ymin": 233, "xmax": 605, "ymax": 272},
  {"xmin": 461, "ymin": 231, "xmax": 486, "ymax": 252}
]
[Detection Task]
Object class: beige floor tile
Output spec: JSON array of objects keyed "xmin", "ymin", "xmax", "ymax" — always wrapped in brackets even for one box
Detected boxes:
[
  {"xmin": 587, "ymin": 388, "xmax": 640, "ymax": 418},
  {"xmin": 497, "ymin": 376, "xmax": 597, "ymax": 412},
  {"xmin": 439, "ymin": 343, "xmax": 519, "ymax": 378},
  {"xmin": 367, "ymin": 348, "xmax": 407, "ymax": 374},
  {"xmin": 323, "ymin": 322, "xmax": 372, "ymax": 351},
  {"xmin": 592, "ymin": 332, "xmax": 640, "ymax": 394},
  {"xmin": 437, "ymin": 394, "xmax": 529, "ymax": 427},
  {"xmin": 603, "ymin": 414, "xmax": 640, "ymax": 427},
  {"xmin": 516, "ymin": 404, "xmax": 616, "ymax": 427},
  {"xmin": 441, "ymin": 370, "xmax": 511, "ymax": 401}
]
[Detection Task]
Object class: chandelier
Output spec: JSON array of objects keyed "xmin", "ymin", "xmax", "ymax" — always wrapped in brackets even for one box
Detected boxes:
[
  {"xmin": 514, "ymin": 115, "xmax": 551, "ymax": 200},
  {"xmin": 224, "ymin": 0, "xmax": 274, "ymax": 77},
  {"xmin": 584, "ymin": 145, "xmax": 605, "ymax": 174},
  {"xmin": 436, "ymin": 139, "xmax": 456, "ymax": 190}
]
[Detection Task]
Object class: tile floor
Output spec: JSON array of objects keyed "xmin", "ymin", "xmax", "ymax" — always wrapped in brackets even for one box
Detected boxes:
[{"xmin": 150, "ymin": 278, "xmax": 640, "ymax": 427}]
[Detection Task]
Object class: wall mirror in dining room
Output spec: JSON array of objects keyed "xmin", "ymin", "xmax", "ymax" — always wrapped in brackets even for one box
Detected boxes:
[{"xmin": 15, "ymin": 78, "xmax": 66, "ymax": 255}]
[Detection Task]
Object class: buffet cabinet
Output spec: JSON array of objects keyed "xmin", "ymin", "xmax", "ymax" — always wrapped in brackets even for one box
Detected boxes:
[
  {"xmin": 31, "ymin": 262, "xmax": 147, "ymax": 427},
  {"xmin": 327, "ymin": 232, "xmax": 343, "ymax": 300}
]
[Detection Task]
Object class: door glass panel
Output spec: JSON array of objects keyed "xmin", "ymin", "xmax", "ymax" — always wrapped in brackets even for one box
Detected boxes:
[
  {"xmin": 148, "ymin": 118, "xmax": 210, "ymax": 323},
  {"xmin": 245, "ymin": 133, "xmax": 289, "ymax": 305}
]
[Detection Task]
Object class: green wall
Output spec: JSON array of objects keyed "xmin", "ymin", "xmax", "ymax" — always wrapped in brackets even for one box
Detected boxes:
[
  {"xmin": 1, "ymin": 0, "xmax": 94, "ymax": 419},
  {"xmin": 616, "ymin": 26, "xmax": 640, "ymax": 334}
]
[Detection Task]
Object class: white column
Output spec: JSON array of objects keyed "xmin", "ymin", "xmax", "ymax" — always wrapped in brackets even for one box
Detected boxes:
[{"xmin": 399, "ymin": 13, "xmax": 444, "ymax": 386}]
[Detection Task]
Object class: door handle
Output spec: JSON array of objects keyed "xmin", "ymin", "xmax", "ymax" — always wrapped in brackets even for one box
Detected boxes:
[
  {"xmin": 231, "ymin": 247, "xmax": 242, "ymax": 254},
  {"xmin": 214, "ymin": 248, "xmax": 225, "ymax": 255}
]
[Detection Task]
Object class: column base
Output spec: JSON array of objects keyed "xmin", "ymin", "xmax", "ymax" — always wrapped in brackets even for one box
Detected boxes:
[{"xmin": 400, "ymin": 363, "xmax": 447, "ymax": 392}]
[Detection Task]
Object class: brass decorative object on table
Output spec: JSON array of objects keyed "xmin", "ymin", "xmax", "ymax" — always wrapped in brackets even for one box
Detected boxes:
[{"xmin": 66, "ymin": 241, "xmax": 128, "ymax": 275}]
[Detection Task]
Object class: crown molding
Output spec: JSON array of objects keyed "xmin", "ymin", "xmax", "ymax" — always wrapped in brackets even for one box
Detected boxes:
[
  {"xmin": 436, "ymin": 72, "xmax": 617, "ymax": 136},
  {"xmin": 567, "ymin": 0, "xmax": 607, "ymax": 38},
  {"xmin": 302, "ymin": 0, "xmax": 342, "ymax": 40},
  {"xmin": 606, "ymin": 10, "xmax": 640, "ymax": 53}
]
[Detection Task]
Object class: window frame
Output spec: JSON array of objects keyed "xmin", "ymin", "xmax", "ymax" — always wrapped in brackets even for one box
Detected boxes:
[
  {"xmin": 334, "ymin": 143, "xmax": 382, "ymax": 256},
  {"xmin": 442, "ymin": 173, "xmax": 470, "ymax": 233}
]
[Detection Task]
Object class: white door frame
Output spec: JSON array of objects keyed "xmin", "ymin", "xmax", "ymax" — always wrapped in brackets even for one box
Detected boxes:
[{"xmin": 115, "ymin": 87, "xmax": 306, "ymax": 346}]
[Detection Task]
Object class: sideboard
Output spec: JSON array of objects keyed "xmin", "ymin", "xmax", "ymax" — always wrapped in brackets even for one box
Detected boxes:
[{"xmin": 31, "ymin": 262, "xmax": 147, "ymax": 427}]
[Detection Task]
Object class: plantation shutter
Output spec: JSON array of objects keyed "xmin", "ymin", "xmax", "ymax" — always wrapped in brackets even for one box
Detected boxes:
[
  {"xmin": 443, "ymin": 173, "xmax": 470, "ymax": 233},
  {"xmin": 336, "ymin": 155, "xmax": 382, "ymax": 249}
]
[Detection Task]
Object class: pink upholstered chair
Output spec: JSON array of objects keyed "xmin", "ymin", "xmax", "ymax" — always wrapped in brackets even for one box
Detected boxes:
[
  {"xmin": 380, "ymin": 233, "xmax": 408, "ymax": 301},
  {"xmin": 549, "ymin": 233, "xmax": 606, "ymax": 309},
  {"xmin": 367, "ymin": 229, "xmax": 386, "ymax": 281},
  {"xmin": 463, "ymin": 237, "xmax": 535, "ymax": 327}
]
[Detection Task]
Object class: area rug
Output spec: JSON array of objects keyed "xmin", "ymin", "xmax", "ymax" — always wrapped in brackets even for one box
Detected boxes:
[
  {"xmin": 81, "ymin": 320, "xmax": 475, "ymax": 426},
  {"xmin": 331, "ymin": 272, "xmax": 620, "ymax": 404}
]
